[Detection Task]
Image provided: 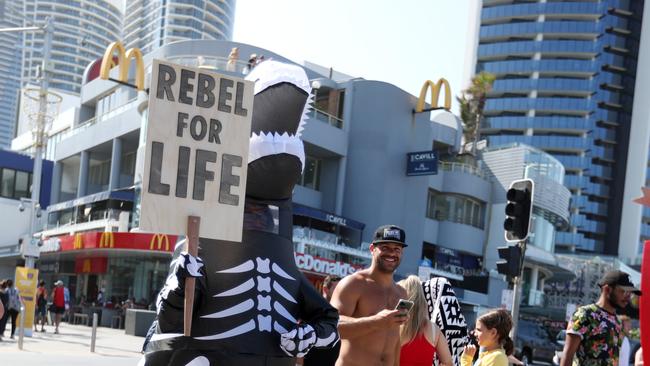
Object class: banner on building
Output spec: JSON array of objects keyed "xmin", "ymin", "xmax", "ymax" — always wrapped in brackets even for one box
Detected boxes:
[
  {"xmin": 15, "ymin": 266, "xmax": 39, "ymax": 336},
  {"xmin": 294, "ymin": 253, "xmax": 364, "ymax": 277},
  {"xmin": 139, "ymin": 60, "xmax": 254, "ymax": 241}
]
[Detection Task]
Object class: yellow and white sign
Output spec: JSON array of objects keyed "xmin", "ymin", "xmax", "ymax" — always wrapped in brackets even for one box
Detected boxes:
[
  {"xmin": 139, "ymin": 60, "xmax": 254, "ymax": 241},
  {"xmin": 15, "ymin": 267, "xmax": 39, "ymax": 337}
]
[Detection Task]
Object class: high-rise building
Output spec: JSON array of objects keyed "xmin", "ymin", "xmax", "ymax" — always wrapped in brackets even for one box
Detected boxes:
[
  {"xmin": 0, "ymin": 1, "xmax": 25, "ymax": 149},
  {"xmin": 123, "ymin": 0, "xmax": 236, "ymax": 56},
  {"xmin": 21, "ymin": 0, "xmax": 123, "ymax": 95},
  {"xmin": 470, "ymin": 0, "xmax": 645, "ymax": 256}
]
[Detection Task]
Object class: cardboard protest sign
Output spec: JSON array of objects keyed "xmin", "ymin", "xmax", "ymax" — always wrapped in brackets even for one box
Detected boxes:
[{"xmin": 139, "ymin": 60, "xmax": 253, "ymax": 241}]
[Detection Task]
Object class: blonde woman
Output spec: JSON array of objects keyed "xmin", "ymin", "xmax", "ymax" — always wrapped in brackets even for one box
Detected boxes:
[{"xmin": 398, "ymin": 275, "xmax": 453, "ymax": 366}]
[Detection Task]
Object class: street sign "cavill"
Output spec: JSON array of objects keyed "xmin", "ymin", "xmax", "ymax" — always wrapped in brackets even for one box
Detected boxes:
[{"xmin": 406, "ymin": 151, "xmax": 438, "ymax": 176}]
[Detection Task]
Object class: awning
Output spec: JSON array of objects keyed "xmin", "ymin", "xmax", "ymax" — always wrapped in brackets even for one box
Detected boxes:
[{"xmin": 48, "ymin": 189, "xmax": 135, "ymax": 212}]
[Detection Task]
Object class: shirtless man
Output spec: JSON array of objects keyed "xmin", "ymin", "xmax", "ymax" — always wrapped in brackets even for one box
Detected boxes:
[{"xmin": 331, "ymin": 225, "xmax": 409, "ymax": 366}]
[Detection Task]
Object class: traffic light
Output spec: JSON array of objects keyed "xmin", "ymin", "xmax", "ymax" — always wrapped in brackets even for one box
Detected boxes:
[
  {"xmin": 503, "ymin": 179, "xmax": 534, "ymax": 242},
  {"xmin": 496, "ymin": 244, "xmax": 522, "ymax": 278}
]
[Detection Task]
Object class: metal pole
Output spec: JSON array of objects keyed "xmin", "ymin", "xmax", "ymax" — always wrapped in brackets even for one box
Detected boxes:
[
  {"xmin": 18, "ymin": 305, "xmax": 25, "ymax": 350},
  {"xmin": 510, "ymin": 275, "xmax": 522, "ymax": 342},
  {"xmin": 25, "ymin": 17, "xmax": 52, "ymax": 269},
  {"xmin": 509, "ymin": 239, "xmax": 527, "ymax": 343},
  {"xmin": 90, "ymin": 312, "xmax": 98, "ymax": 352}
]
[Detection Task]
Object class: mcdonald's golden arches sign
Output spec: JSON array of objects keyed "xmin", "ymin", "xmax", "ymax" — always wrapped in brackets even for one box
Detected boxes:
[
  {"xmin": 59, "ymin": 232, "xmax": 178, "ymax": 252},
  {"xmin": 73, "ymin": 234, "xmax": 83, "ymax": 250},
  {"xmin": 99, "ymin": 232, "xmax": 115, "ymax": 248},
  {"xmin": 149, "ymin": 234, "xmax": 170, "ymax": 251},
  {"xmin": 100, "ymin": 41, "xmax": 145, "ymax": 91},
  {"xmin": 415, "ymin": 78, "xmax": 451, "ymax": 113}
]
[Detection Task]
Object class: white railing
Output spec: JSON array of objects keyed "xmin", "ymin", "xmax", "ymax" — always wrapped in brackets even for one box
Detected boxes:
[
  {"xmin": 58, "ymin": 97, "xmax": 139, "ymax": 142},
  {"xmin": 40, "ymin": 218, "xmax": 120, "ymax": 238},
  {"xmin": 309, "ymin": 108, "xmax": 343, "ymax": 129},
  {"xmin": 439, "ymin": 161, "xmax": 490, "ymax": 180}
]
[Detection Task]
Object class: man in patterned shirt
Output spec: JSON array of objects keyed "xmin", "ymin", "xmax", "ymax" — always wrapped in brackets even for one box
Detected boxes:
[{"xmin": 560, "ymin": 270, "xmax": 641, "ymax": 366}]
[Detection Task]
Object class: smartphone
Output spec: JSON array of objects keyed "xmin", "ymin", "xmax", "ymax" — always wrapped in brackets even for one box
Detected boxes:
[{"xmin": 395, "ymin": 299, "xmax": 414, "ymax": 312}]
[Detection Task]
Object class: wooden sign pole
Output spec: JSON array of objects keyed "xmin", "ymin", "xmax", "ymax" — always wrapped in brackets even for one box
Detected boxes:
[{"xmin": 184, "ymin": 215, "xmax": 200, "ymax": 336}]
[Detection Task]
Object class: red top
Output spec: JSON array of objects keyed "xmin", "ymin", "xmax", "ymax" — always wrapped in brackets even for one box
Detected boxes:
[
  {"xmin": 400, "ymin": 333, "xmax": 437, "ymax": 366},
  {"xmin": 53, "ymin": 286, "xmax": 65, "ymax": 307}
]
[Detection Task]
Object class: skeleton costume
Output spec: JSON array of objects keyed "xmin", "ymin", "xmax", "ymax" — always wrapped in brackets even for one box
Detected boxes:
[
  {"xmin": 422, "ymin": 277, "xmax": 469, "ymax": 366},
  {"xmin": 140, "ymin": 61, "xmax": 340, "ymax": 366}
]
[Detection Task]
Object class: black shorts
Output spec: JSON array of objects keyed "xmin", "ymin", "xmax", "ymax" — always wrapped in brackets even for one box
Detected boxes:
[
  {"xmin": 53, "ymin": 306, "xmax": 65, "ymax": 314},
  {"xmin": 35, "ymin": 306, "xmax": 46, "ymax": 316}
]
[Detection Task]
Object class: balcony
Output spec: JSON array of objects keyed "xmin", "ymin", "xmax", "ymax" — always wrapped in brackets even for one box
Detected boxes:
[
  {"xmin": 439, "ymin": 161, "xmax": 490, "ymax": 180},
  {"xmin": 308, "ymin": 107, "xmax": 343, "ymax": 129},
  {"xmin": 58, "ymin": 97, "xmax": 138, "ymax": 143}
]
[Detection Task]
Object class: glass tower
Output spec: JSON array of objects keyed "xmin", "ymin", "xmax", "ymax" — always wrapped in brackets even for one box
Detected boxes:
[
  {"xmin": 123, "ymin": 0, "xmax": 236, "ymax": 56},
  {"xmin": 21, "ymin": 0, "xmax": 123, "ymax": 95},
  {"xmin": 475, "ymin": 0, "xmax": 645, "ymax": 254},
  {"xmin": 0, "ymin": 1, "xmax": 24, "ymax": 148}
]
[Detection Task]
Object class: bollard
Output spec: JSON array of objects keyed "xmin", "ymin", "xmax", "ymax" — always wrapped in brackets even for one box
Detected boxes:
[
  {"xmin": 90, "ymin": 312, "xmax": 98, "ymax": 353},
  {"xmin": 18, "ymin": 304, "xmax": 25, "ymax": 350}
]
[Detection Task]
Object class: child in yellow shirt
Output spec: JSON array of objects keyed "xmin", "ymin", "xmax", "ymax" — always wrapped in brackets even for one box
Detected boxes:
[{"xmin": 461, "ymin": 309, "xmax": 514, "ymax": 366}]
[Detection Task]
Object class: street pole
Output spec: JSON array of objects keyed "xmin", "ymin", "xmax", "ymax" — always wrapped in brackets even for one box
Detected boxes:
[
  {"xmin": 509, "ymin": 239, "xmax": 527, "ymax": 343},
  {"xmin": 25, "ymin": 17, "xmax": 53, "ymax": 269},
  {"xmin": 0, "ymin": 18, "xmax": 55, "ymax": 350}
]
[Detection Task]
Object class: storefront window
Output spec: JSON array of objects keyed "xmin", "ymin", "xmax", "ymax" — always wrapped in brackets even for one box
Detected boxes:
[
  {"xmin": 426, "ymin": 190, "xmax": 486, "ymax": 229},
  {"xmin": 0, "ymin": 168, "xmax": 32, "ymax": 200}
]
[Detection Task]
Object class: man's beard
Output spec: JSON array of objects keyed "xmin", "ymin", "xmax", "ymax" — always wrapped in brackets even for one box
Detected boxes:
[
  {"xmin": 376, "ymin": 257, "xmax": 400, "ymax": 273},
  {"xmin": 607, "ymin": 290, "xmax": 624, "ymax": 311}
]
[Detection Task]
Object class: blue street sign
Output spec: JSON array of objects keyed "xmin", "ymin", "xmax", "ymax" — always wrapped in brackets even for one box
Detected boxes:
[{"xmin": 406, "ymin": 151, "xmax": 438, "ymax": 176}]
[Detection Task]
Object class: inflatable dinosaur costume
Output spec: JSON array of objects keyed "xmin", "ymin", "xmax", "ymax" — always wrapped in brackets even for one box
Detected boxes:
[{"xmin": 140, "ymin": 60, "xmax": 340, "ymax": 366}]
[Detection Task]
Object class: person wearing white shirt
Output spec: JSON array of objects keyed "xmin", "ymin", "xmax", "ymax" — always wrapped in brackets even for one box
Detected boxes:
[{"xmin": 619, "ymin": 315, "xmax": 632, "ymax": 366}]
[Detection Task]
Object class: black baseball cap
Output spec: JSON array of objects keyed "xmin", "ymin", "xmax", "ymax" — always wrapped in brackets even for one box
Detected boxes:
[
  {"xmin": 598, "ymin": 270, "xmax": 642, "ymax": 295},
  {"xmin": 372, "ymin": 225, "xmax": 407, "ymax": 247}
]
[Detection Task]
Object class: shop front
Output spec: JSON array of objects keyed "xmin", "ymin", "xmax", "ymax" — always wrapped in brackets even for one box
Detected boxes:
[
  {"xmin": 292, "ymin": 204, "xmax": 370, "ymax": 290},
  {"xmin": 39, "ymin": 231, "xmax": 177, "ymax": 310}
]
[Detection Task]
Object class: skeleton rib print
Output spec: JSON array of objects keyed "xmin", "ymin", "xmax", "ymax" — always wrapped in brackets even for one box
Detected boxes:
[{"xmin": 195, "ymin": 257, "xmax": 298, "ymax": 340}]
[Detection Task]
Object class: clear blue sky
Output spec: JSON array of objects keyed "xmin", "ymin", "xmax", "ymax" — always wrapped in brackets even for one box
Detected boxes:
[{"xmin": 233, "ymin": 0, "xmax": 473, "ymax": 112}]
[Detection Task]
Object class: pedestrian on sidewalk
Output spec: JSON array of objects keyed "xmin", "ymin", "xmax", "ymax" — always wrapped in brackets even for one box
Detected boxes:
[
  {"xmin": 52, "ymin": 280, "xmax": 66, "ymax": 334},
  {"xmin": 461, "ymin": 309, "xmax": 513, "ymax": 366},
  {"xmin": 0, "ymin": 280, "xmax": 8, "ymax": 340},
  {"xmin": 561, "ymin": 270, "xmax": 641, "ymax": 366},
  {"xmin": 34, "ymin": 280, "xmax": 47, "ymax": 332},
  {"xmin": 398, "ymin": 275, "xmax": 453, "ymax": 366},
  {"xmin": 5, "ymin": 279, "xmax": 22, "ymax": 339}
]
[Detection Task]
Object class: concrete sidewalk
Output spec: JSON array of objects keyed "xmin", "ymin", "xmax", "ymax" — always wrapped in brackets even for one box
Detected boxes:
[{"xmin": 0, "ymin": 322, "xmax": 143, "ymax": 365}]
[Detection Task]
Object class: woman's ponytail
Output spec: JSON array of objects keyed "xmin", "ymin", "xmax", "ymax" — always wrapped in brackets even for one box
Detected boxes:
[{"xmin": 503, "ymin": 335, "xmax": 514, "ymax": 356}]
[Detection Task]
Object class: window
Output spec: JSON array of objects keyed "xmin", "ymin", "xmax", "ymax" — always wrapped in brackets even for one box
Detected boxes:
[
  {"xmin": 298, "ymin": 156, "xmax": 321, "ymax": 191},
  {"xmin": 0, "ymin": 168, "xmax": 33, "ymax": 200},
  {"xmin": 426, "ymin": 189, "xmax": 485, "ymax": 229}
]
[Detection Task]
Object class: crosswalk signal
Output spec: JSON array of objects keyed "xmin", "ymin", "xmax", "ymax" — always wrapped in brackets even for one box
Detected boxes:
[
  {"xmin": 503, "ymin": 179, "xmax": 534, "ymax": 242},
  {"xmin": 496, "ymin": 244, "xmax": 522, "ymax": 278}
]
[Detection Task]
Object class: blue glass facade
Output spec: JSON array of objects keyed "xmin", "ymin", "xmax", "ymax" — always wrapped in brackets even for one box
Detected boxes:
[
  {"xmin": 0, "ymin": 0, "xmax": 23, "ymax": 149},
  {"xmin": 476, "ymin": 0, "xmax": 645, "ymax": 254}
]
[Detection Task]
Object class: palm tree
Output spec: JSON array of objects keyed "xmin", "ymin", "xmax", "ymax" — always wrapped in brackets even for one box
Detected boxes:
[{"xmin": 457, "ymin": 71, "xmax": 496, "ymax": 156}]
